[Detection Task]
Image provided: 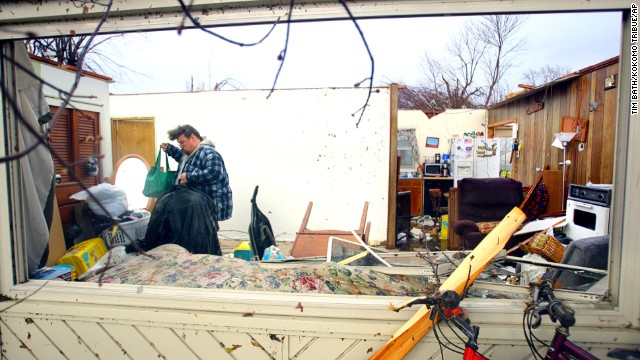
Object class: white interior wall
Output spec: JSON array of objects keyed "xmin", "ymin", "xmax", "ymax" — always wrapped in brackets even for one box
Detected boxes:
[
  {"xmin": 398, "ymin": 109, "xmax": 486, "ymax": 165},
  {"xmin": 33, "ymin": 61, "xmax": 113, "ymax": 177},
  {"xmin": 109, "ymin": 87, "xmax": 391, "ymax": 243}
]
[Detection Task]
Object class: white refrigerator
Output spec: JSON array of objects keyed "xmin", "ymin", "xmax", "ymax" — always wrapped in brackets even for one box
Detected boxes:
[{"xmin": 449, "ymin": 137, "xmax": 501, "ymax": 187}]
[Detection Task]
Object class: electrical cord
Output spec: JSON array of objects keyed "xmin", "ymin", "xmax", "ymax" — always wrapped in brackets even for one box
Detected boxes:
[
  {"xmin": 432, "ymin": 317, "xmax": 464, "ymax": 355},
  {"xmin": 436, "ymin": 310, "xmax": 466, "ymax": 351},
  {"xmin": 523, "ymin": 303, "xmax": 547, "ymax": 359}
]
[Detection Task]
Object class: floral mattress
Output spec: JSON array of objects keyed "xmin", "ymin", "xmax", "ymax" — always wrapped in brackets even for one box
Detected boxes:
[{"xmin": 88, "ymin": 244, "xmax": 436, "ymax": 296}]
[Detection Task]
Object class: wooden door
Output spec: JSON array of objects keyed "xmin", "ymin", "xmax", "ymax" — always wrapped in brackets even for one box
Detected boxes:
[{"xmin": 111, "ymin": 118, "xmax": 155, "ymax": 167}]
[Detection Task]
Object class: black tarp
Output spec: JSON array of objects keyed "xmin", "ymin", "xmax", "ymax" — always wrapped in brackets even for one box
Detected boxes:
[{"xmin": 129, "ymin": 186, "xmax": 221, "ymax": 255}]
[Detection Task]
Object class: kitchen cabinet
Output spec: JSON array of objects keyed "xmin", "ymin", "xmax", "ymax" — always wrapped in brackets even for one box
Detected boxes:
[{"xmin": 397, "ymin": 178, "xmax": 423, "ymax": 216}]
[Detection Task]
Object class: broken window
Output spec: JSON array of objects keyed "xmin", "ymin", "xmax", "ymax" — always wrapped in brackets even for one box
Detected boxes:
[{"xmin": 398, "ymin": 129, "xmax": 419, "ymax": 171}]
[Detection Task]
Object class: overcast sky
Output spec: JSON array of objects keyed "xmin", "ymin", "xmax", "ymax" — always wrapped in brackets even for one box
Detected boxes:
[{"xmin": 105, "ymin": 11, "xmax": 622, "ymax": 95}]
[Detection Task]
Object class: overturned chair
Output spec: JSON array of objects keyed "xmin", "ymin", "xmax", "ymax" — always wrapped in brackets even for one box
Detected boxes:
[{"xmin": 289, "ymin": 201, "xmax": 371, "ymax": 258}]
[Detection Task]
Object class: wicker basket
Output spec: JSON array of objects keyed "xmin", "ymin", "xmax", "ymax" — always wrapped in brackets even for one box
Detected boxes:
[
  {"xmin": 101, "ymin": 212, "xmax": 150, "ymax": 248},
  {"xmin": 519, "ymin": 232, "xmax": 565, "ymax": 263}
]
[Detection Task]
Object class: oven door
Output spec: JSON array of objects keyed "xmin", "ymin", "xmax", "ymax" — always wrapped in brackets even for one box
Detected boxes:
[{"xmin": 565, "ymin": 199, "xmax": 610, "ymax": 240}]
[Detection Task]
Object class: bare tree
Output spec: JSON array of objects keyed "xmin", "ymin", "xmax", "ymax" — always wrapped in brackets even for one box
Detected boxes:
[
  {"xmin": 401, "ymin": 15, "xmax": 527, "ymax": 111},
  {"xmin": 476, "ymin": 15, "xmax": 528, "ymax": 106},
  {"xmin": 185, "ymin": 77, "xmax": 243, "ymax": 92},
  {"xmin": 26, "ymin": 34, "xmax": 122, "ymax": 70},
  {"xmin": 521, "ymin": 65, "xmax": 571, "ymax": 86},
  {"xmin": 26, "ymin": 33, "xmax": 150, "ymax": 87}
]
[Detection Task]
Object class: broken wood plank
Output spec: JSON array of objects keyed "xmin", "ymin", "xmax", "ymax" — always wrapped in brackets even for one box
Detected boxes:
[
  {"xmin": 337, "ymin": 251, "xmax": 368, "ymax": 265},
  {"xmin": 369, "ymin": 207, "xmax": 527, "ymax": 360}
]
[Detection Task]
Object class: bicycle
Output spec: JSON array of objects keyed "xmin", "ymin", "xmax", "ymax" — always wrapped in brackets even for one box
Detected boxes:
[
  {"xmin": 524, "ymin": 280, "xmax": 598, "ymax": 360},
  {"xmin": 402, "ymin": 290, "xmax": 489, "ymax": 360}
]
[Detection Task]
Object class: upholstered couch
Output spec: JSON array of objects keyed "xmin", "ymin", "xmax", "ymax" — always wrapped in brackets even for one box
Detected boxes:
[{"xmin": 453, "ymin": 178, "xmax": 524, "ymax": 250}]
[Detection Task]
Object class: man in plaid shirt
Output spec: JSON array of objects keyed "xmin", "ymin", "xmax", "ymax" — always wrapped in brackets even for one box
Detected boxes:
[{"xmin": 161, "ymin": 125, "xmax": 233, "ymax": 223}]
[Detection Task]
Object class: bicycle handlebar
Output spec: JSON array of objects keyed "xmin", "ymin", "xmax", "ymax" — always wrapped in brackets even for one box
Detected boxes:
[
  {"xmin": 536, "ymin": 281, "xmax": 576, "ymax": 328},
  {"xmin": 409, "ymin": 290, "xmax": 461, "ymax": 308},
  {"xmin": 413, "ymin": 291, "xmax": 481, "ymax": 347}
]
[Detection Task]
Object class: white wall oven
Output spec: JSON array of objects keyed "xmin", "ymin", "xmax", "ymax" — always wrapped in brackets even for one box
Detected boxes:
[{"xmin": 565, "ymin": 184, "xmax": 612, "ymax": 240}]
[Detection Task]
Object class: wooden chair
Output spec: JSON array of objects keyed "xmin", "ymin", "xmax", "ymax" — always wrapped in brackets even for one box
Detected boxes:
[
  {"xmin": 289, "ymin": 201, "xmax": 371, "ymax": 258},
  {"xmin": 429, "ymin": 188, "xmax": 443, "ymax": 219}
]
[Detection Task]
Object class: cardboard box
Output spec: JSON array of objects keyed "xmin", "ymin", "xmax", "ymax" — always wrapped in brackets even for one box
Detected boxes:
[
  {"xmin": 57, "ymin": 238, "xmax": 107, "ymax": 276},
  {"xmin": 31, "ymin": 264, "xmax": 75, "ymax": 281}
]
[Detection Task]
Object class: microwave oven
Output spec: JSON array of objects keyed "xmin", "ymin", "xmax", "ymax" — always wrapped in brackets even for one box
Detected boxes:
[{"xmin": 423, "ymin": 163, "xmax": 442, "ymax": 176}]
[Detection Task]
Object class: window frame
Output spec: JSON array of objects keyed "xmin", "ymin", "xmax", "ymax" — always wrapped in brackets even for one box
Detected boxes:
[{"xmin": 0, "ymin": 1, "xmax": 636, "ymax": 333}]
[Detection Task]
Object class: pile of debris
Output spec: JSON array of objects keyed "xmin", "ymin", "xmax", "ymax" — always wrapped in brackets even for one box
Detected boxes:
[{"xmin": 397, "ymin": 215, "xmax": 444, "ymax": 251}]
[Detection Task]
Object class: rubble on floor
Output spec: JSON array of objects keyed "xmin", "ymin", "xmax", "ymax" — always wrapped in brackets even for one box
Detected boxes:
[{"xmin": 397, "ymin": 215, "xmax": 446, "ymax": 251}]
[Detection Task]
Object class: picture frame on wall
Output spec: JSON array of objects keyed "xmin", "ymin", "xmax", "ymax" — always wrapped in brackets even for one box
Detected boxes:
[{"xmin": 425, "ymin": 137, "xmax": 439, "ymax": 148}]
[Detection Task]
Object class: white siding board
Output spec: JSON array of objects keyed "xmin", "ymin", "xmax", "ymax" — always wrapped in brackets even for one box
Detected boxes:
[
  {"xmin": 213, "ymin": 331, "xmax": 274, "ymax": 359},
  {"xmin": 289, "ymin": 336, "xmax": 357, "ymax": 359},
  {"xmin": 179, "ymin": 329, "xmax": 230, "ymax": 359},
  {"xmin": 99, "ymin": 323, "xmax": 161, "ymax": 360},
  {"xmin": 0, "ymin": 318, "xmax": 38, "ymax": 360},
  {"xmin": 286, "ymin": 335, "xmax": 314, "ymax": 358},
  {"xmin": 135, "ymin": 325, "xmax": 200, "ymax": 360},
  {"xmin": 333, "ymin": 338, "xmax": 369, "ymax": 359},
  {"xmin": 65, "ymin": 320, "xmax": 130, "ymax": 360},
  {"xmin": 248, "ymin": 332, "xmax": 285, "ymax": 359},
  {"xmin": 28, "ymin": 318, "xmax": 96, "ymax": 360},
  {"xmin": 2, "ymin": 316, "xmax": 64, "ymax": 360}
]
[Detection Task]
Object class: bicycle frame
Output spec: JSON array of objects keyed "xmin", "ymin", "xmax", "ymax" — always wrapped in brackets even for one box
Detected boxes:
[
  {"xmin": 526, "ymin": 281, "xmax": 600, "ymax": 360},
  {"xmin": 546, "ymin": 327, "xmax": 599, "ymax": 360},
  {"xmin": 463, "ymin": 347, "xmax": 489, "ymax": 360}
]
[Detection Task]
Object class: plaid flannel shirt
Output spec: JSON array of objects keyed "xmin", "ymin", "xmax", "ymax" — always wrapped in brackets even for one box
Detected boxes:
[{"xmin": 167, "ymin": 141, "xmax": 233, "ymax": 221}]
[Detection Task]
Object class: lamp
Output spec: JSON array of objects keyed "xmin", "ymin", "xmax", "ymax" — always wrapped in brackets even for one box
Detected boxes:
[{"xmin": 553, "ymin": 132, "xmax": 577, "ymax": 210}]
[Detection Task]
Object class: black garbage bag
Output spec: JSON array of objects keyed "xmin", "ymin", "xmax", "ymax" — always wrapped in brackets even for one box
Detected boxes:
[
  {"xmin": 248, "ymin": 186, "xmax": 276, "ymax": 260},
  {"xmin": 128, "ymin": 186, "xmax": 221, "ymax": 255}
]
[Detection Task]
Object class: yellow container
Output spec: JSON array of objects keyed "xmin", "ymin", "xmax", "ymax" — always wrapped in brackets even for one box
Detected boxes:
[
  {"xmin": 439, "ymin": 215, "xmax": 449, "ymax": 250},
  {"xmin": 233, "ymin": 241, "xmax": 254, "ymax": 261},
  {"xmin": 57, "ymin": 238, "xmax": 108, "ymax": 276},
  {"xmin": 439, "ymin": 215, "xmax": 449, "ymax": 240}
]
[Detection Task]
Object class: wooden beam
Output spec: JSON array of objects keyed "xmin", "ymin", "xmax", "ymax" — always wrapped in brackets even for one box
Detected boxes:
[
  {"xmin": 370, "ymin": 207, "xmax": 527, "ymax": 359},
  {"xmin": 388, "ymin": 83, "xmax": 399, "ymax": 249},
  {"xmin": 488, "ymin": 118, "xmax": 518, "ymax": 127}
]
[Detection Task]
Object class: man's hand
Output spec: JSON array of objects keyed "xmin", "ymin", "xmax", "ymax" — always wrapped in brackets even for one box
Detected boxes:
[
  {"xmin": 179, "ymin": 173, "xmax": 188, "ymax": 184},
  {"xmin": 160, "ymin": 143, "xmax": 169, "ymax": 152}
]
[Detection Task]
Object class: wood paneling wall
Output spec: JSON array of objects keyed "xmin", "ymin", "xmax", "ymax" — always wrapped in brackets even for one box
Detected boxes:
[{"xmin": 488, "ymin": 62, "xmax": 618, "ymax": 188}]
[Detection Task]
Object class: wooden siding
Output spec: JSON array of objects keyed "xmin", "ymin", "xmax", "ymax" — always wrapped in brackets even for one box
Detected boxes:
[
  {"xmin": 0, "ymin": 289, "xmax": 621, "ymax": 360},
  {"xmin": 488, "ymin": 62, "xmax": 618, "ymax": 188}
]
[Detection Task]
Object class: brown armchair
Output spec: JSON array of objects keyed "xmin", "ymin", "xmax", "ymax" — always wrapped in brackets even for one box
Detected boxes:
[{"xmin": 453, "ymin": 178, "xmax": 524, "ymax": 250}]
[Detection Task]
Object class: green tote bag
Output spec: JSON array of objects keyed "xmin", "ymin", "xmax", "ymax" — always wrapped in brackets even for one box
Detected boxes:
[{"xmin": 142, "ymin": 150, "xmax": 176, "ymax": 198}]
